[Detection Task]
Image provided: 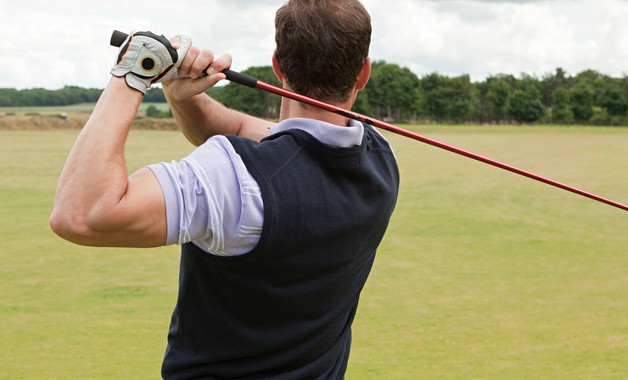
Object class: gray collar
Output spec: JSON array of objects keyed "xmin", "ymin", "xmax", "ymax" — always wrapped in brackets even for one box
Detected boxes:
[{"xmin": 269, "ymin": 118, "xmax": 364, "ymax": 148}]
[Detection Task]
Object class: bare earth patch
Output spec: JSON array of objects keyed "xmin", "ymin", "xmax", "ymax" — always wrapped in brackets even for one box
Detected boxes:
[{"xmin": 0, "ymin": 115, "xmax": 179, "ymax": 131}]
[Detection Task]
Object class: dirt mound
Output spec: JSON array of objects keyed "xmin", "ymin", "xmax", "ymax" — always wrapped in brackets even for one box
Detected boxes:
[
  {"xmin": 0, "ymin": 115, "xmax": 179, "ymax": 131},
  {"xmin": 0, "ymin": 115, "xmax": 87, "ymax": 130}
]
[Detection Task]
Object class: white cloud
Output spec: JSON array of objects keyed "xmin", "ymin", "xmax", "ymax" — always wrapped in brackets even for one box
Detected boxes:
[
  {"xmin": 0, "ymin": 0, "xmax": 282, "ymax": 89},
  {"xmin": 2, "ymin": 0, "xmax": 628, "ymax": 89},
  {"xmin": 365, "ymin": 0, "xmax": 584, "ymax": 80},
  {"xmin": 577, "ymin": 0, "xmax": 628, "ymax": 77}
]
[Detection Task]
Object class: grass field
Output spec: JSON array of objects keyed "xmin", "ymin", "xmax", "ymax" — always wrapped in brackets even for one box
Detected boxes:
[{"xmin": 1, "ymin": 125, "xmax": 627, "ymax": 379}]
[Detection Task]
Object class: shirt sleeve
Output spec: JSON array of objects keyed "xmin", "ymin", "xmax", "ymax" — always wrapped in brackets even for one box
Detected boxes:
[{"xmin": 147, "ymin": 136, "xmax": 263, "ymax": 256}]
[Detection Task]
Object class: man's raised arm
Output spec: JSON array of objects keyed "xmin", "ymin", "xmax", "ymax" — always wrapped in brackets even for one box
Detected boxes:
[
  {"xmin": 50, "ymin": 77, "xmax": 168, "ymax": 247},
  {"xmin": 162, "ymin": 39, "xmax": 272, "ymax": 145}
]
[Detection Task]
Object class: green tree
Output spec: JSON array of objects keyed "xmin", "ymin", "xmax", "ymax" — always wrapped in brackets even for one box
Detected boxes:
[
  {"xmin": 597, "ymin": 81, "xmax": 627, "ymax": 126},
  {"xmin": 569, "ymin": 81, "xmax": 594, "ymax": 122},
  {"xmin": 420, "ymin": 73, "xmax": 473, "ymax": 123},
  {"xmin": 219, "ymin": 66, "xmax": 281, "ymax": 119},
  {"xmin": 365, "ymin": 61, "xmax": 420, "ymax": 121},
  {"xmin": 485, "ymin": 77, "xmax": 510, "ymax": 122},
  {"xmin": 550, "ymin": 87, "xmax": 573, "ymax": 124},
  {"xmin": 0, "ymin": 86, "xmax": 103, "ymax": 106},
  {"xmin": 144, "ymin": 87, "xmax": 167, "ymax": 102},
  {"xmin": 0, "ymin": 88, "xmax": 19, "ymax": 106},
  {"xmin": 446, "ymin": 75, "xmax": 474, "ymax": 122},
  {"xmin": 146, "ymin": 105, "xmax": 160, "ymax": 118},
  {"xmin": 473, "ymin": 80, "xmax": 490, "ymax": 123},
  {"xmin": 420, "ymin": 73, "xmax": 448, "ymax": 122},
  {"xmin": 540, "ymin": 67, "xmax": 569, "ymax": 107},
  {"xmin": 573, "ymin": 69, "xmax": 602, "ymax": 89},
  {"xmin": 352, "ymin": 90, "xmax": 373, "ymax": 116},
  {"xmin": 508, "ymin": 87, "xmax": 545, "ymax": 123},
  {"xmin": 145, "ymin": 105, "xmax": 172, "ymax": 118}
]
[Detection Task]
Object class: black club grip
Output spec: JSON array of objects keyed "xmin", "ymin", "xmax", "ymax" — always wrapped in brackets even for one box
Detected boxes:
[
  {"xmin": 222, "ymin": 69, "xmax": 258, "ymax": 88},
  {"xmin": 110, "ymin": 30, "xmax": 177, "ymax": 62},
  {"xmin": 110, "ymin": 30, "xmax": 128, "ymax": 47}
]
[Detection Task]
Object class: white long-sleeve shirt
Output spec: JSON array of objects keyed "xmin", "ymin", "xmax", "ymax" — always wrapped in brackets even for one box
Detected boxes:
[{"xmin": 148, "ymin": 118, "xmax": 365, "ymax": 256}]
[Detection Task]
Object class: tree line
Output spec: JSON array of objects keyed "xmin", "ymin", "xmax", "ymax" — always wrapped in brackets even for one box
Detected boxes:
[
  {"xmin": 0, "ymin": 86, "xmax": 167, "ymax": 107},
  {"xmin": 213, "ymin": 63, "xmax": 628, "ymax": 126},
  {"xmin": 3, "ymin": 64, "xmax": 628, "ymax": 126}
]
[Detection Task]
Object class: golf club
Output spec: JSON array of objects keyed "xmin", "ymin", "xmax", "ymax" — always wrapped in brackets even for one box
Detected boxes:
[{"xmin": 111, "ymin": 30, "xmax": 628, "ymax": 212}]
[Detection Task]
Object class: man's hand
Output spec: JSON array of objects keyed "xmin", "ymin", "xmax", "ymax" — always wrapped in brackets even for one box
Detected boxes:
[
  {"xmin": 162, "ymin": 38, "xmax": 233, "ymax": 101},
  {"xmin": 110, "ymin": 31, "xmax": 192, "ymax": 94},
  {"xmin": 160, "ymin": 38, "xmax": 272, "ymax": 145}
]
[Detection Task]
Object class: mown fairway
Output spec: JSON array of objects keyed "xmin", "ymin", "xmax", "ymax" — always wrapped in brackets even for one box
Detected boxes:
[{"xmin": 1, "ymin": 125, "xmax": 627, "ymax": 379}]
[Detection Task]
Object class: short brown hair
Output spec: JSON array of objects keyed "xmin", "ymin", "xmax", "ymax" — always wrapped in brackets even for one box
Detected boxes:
[{"xmin": 274, "ymin": 0, "xmax": 371, "ymax": 103}]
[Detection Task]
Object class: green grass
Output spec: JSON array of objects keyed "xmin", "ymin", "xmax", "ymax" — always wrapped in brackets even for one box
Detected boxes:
[{"xmin": 1, "ymin": 125, "xmax": 627, "ymax": 379}]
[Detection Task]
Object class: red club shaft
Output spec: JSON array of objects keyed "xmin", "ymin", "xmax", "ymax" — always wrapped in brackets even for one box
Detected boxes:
[{"xmin": 252, "ymin": 75, "xmax": 628, "ymax": 212}]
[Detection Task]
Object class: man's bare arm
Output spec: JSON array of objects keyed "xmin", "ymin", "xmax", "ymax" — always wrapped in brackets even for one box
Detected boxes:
[
  {"xmin": 50, "ymin": 77, "xmax": 167, "ymax": 247},
  {"xmin": 165, "ymin": 89, "xmax": 271, "ymax": 146}
]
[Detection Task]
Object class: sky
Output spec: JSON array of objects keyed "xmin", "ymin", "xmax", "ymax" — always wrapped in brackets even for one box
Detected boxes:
[{"xmin": 2, "ymin": 0, "xmax": 628, "ymax": 90}]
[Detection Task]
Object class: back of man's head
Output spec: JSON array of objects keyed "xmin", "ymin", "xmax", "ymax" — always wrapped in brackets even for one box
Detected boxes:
[{"xmin": 275, "ymin": 0, "xmax": 372, "ymax": 104}]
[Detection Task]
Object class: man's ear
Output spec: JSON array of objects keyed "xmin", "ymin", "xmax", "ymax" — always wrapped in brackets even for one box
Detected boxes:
[
  {"xmin": 272, "ymin": 51, "xmax": 284, "ymax": 83},
  {"xmin": 356, "ymin": 57, "xmax": 371, "ymax": 90}
]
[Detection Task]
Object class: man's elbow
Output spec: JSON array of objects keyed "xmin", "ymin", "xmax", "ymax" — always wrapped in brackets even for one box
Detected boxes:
[{"xmin": 49, "ymin": 207, "xmax": 95, "ymax": 245}]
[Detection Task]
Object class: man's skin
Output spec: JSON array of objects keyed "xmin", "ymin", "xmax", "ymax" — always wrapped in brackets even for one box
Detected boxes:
[{"xmin": 50, "ymin": 38, "xmax": 371, "ymax": 248}]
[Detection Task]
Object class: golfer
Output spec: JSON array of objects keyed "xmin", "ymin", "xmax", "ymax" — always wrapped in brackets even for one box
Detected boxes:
[{"xmin": 51, "ymin": 0, "xmax": 399, "ymax": 378}]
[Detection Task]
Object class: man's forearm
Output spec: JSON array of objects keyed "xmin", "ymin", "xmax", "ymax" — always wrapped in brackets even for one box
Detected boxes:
[
  {"xmin": 166, "ymin": 91, "xmax": 247, "ymax": 146},
  {"xmin": 51, "ymin": 77, "xmax": 142, "ymax": 236}
]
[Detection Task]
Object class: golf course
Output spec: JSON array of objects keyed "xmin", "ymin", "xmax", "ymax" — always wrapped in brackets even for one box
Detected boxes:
[{"xmin": 1, "ymin": 117, "xmax": 627, "ymax": 378}]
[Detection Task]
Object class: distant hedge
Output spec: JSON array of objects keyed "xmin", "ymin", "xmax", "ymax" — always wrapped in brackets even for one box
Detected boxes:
[
  {"xmin": 0, "ymin": 86, "xmax": 166, "ymax": 107},
  {"xmin": 4, "ymin": 65, "xmax": 628, "ymax": 126}
]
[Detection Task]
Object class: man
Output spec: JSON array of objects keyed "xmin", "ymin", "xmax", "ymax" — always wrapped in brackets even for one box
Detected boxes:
[{"xmin": 50, "ymin": 0, "xmax": 399, "ymax": 378}]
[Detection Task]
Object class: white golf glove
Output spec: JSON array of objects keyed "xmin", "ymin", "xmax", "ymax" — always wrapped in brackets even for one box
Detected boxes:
[{"xmin": 111, "ymin": 31, "xmax": 191, "ymax": 94}]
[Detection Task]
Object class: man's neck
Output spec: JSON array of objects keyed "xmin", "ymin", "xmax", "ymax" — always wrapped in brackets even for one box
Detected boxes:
[
  {"xmin": 278, "ymin": 86, "xmax": 357, "ymax": 127},
  {"xmin": 279, "ymin": 99, "xmax": 349, "ymax": 126}
]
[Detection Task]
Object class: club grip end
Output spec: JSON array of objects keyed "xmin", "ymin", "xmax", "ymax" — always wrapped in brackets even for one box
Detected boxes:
[{"xmin": 110, "ymin": 30, "xmax": 128, "ymax": 47}]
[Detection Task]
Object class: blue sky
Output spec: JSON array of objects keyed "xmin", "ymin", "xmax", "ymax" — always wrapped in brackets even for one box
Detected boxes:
[{"xmin": 2, "ymin": 0, "xmax": 628, "ymax": 90}]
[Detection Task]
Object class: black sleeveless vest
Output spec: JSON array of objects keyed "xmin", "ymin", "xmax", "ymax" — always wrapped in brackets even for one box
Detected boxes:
[{"xmin": 162, "ymin": 123, "xmax": 399, "ymax": 379}]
